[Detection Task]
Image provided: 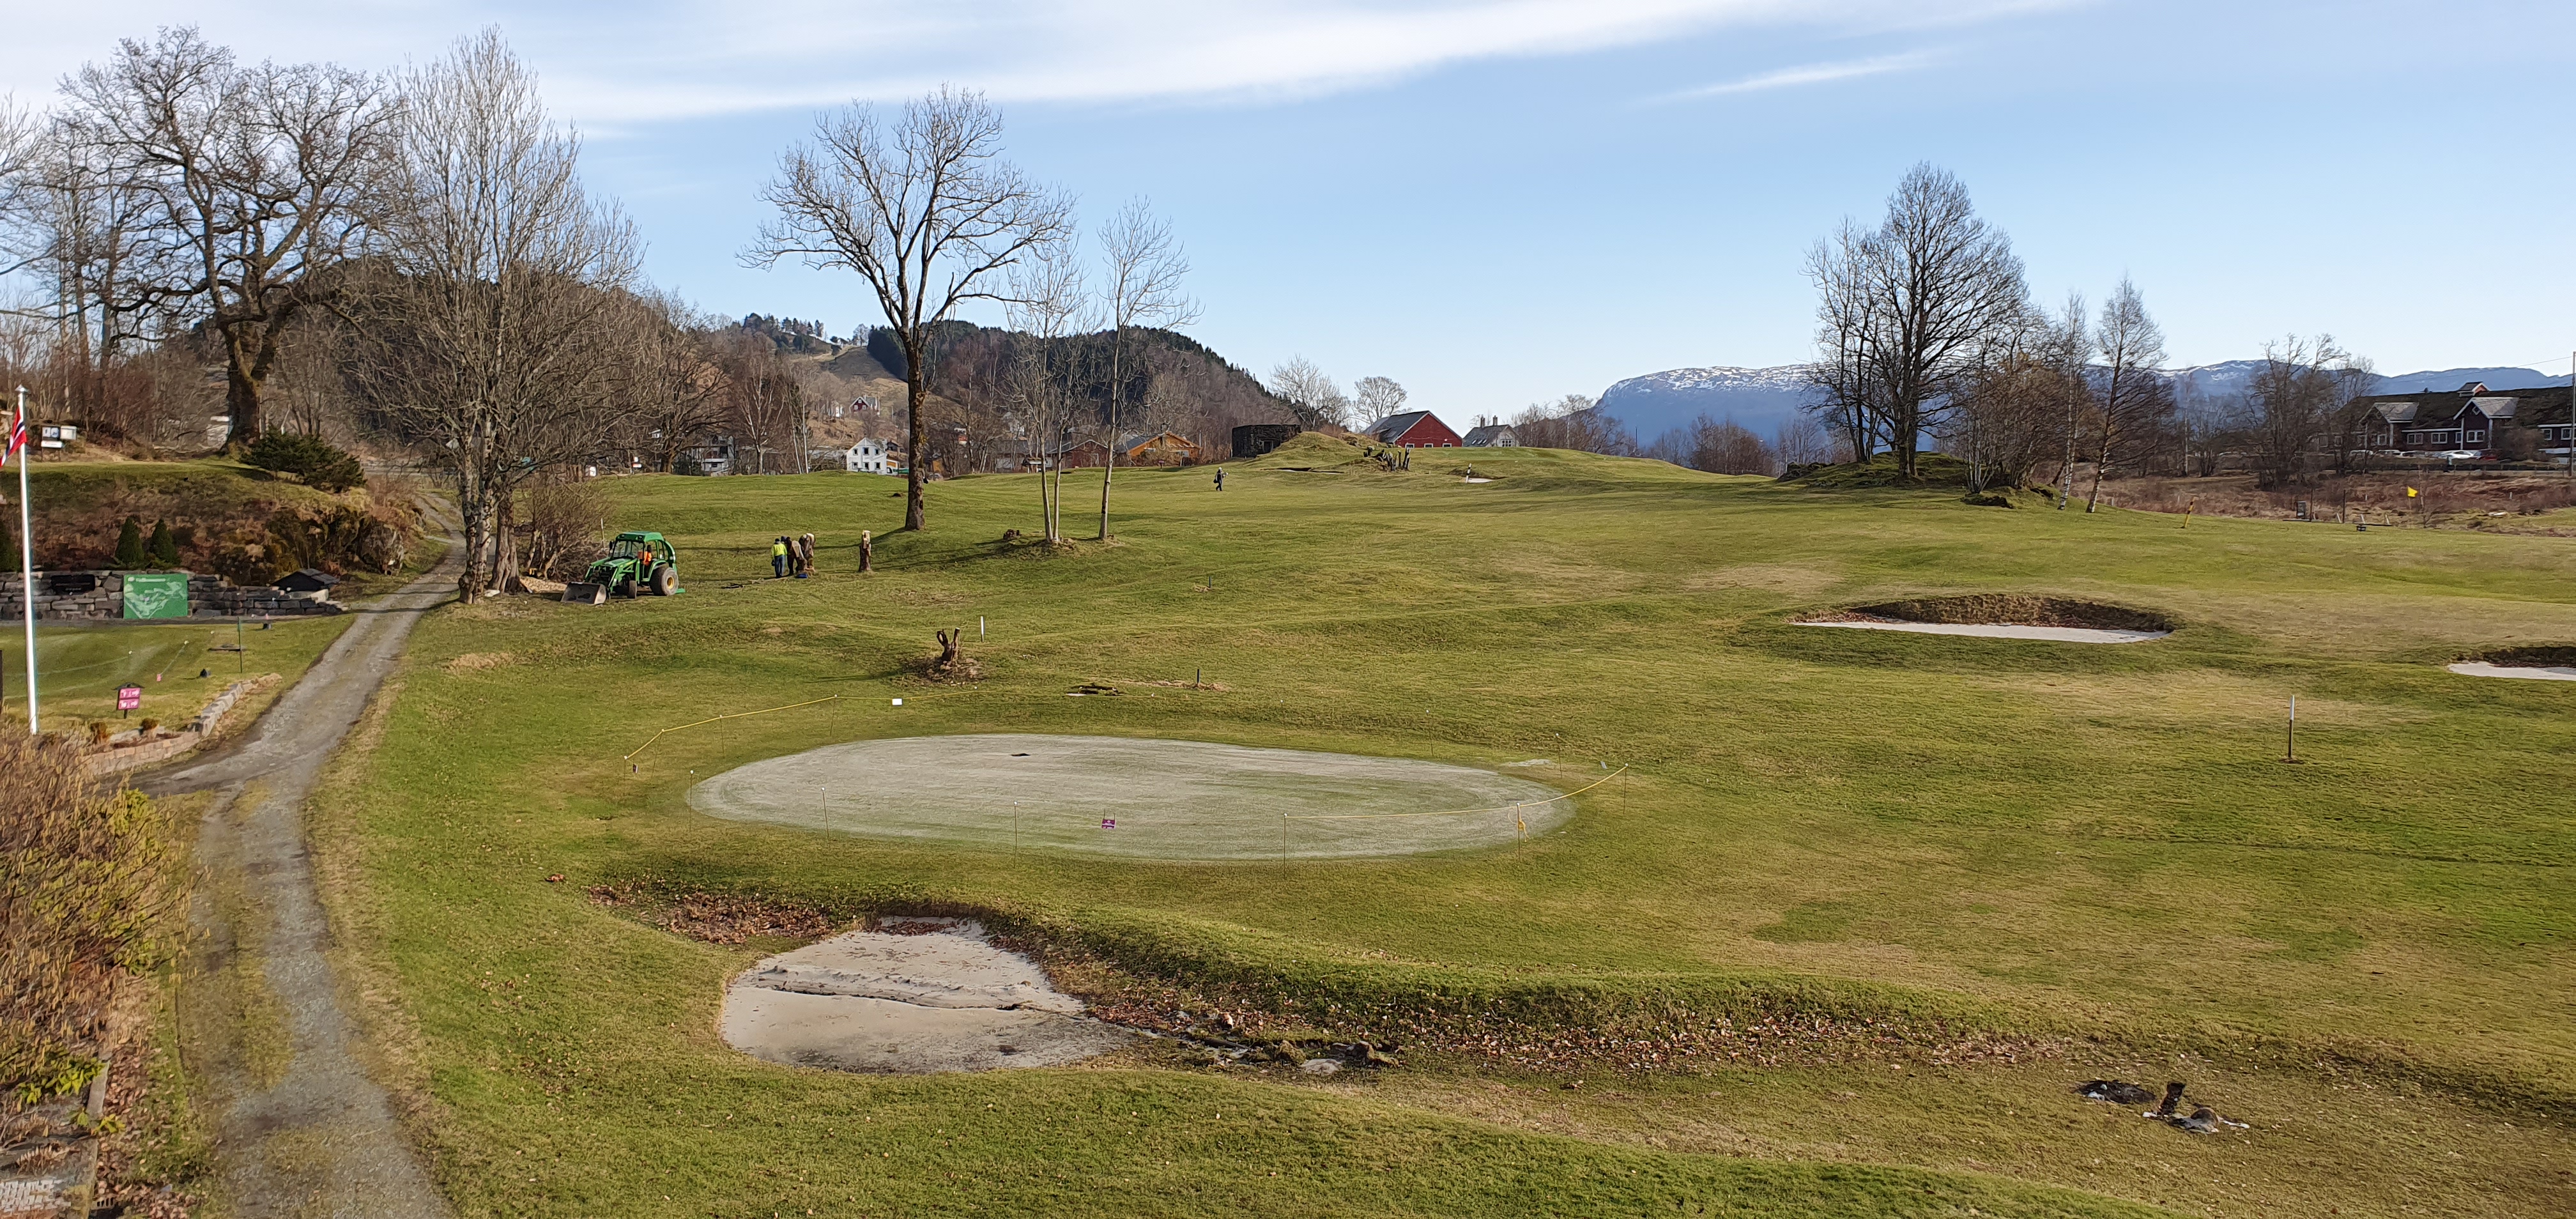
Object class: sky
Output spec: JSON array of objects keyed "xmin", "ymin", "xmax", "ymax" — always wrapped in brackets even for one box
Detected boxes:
[{"xmin": 6, "ymin": 1, "xmax": 2572, "ymax": 419}]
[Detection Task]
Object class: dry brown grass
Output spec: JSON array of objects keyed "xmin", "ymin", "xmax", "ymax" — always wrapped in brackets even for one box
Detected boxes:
[
  {"xmin": 2101, "ymin": 471, "xmax": 2576, "ymax": 527},
  {"xmin": 1, "ymin": 737, "xmax": 176, "ymax": 1117}
]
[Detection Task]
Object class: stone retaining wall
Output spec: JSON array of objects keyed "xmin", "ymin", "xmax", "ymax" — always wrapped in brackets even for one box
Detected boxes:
[
  {"xmin": 0, "ymin": 571, "xmax": 341, "ymax": 620},
  {"xmin": 86, "ymin": 677, "xmax": 263, "ymax": 775}
]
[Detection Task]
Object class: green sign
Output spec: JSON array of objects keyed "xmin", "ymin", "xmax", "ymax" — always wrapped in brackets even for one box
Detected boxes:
[{"xmin": 123, "ymin": 572, "xmax": 190, "ymax": 619}]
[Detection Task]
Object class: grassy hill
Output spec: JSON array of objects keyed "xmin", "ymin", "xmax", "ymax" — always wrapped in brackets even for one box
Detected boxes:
[{"xmin": 303, "ymin": 448, "xmax": 2575, "ymax": 1217}]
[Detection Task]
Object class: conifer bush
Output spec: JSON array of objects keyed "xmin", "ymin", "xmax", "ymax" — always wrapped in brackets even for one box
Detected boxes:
[{"xmin": 112, "ymin": 516, "xmax": 146, "ymax": 567}]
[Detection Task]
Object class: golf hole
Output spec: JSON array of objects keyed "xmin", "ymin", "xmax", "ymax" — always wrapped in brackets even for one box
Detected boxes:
[
  {"xmin": 687, "ymin": 733, "xmax": 1572, "ymax": 860},
  {"xmin": 1796, "ymin": 594, "xmax": 2174, "ymax": 644}
]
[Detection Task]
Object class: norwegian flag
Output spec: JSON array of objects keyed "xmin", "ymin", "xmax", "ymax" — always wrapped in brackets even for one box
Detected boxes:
[{"xmin": 3, "ymin": 405, "xmax": 23, "ymax": 461}]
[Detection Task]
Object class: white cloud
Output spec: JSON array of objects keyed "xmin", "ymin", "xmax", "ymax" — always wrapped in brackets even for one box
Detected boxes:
[
  {"xmin": 1658, "ymin": 49, "xmax": 1940, "ymax": 100},
  {"xmin": 0, "ymin": 1, "xmax": 2050, "ymax": 125}
]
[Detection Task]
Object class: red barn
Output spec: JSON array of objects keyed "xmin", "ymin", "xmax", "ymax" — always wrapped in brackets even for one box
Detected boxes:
[{"xmin": 1363, "ymin": 410, "xmax": 1463, "ymax": 448}]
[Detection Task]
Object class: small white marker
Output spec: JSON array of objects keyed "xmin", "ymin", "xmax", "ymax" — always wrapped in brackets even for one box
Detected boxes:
[{"xmin": 891, "ymin": 698, "xmax": 903, "ymax": 706}]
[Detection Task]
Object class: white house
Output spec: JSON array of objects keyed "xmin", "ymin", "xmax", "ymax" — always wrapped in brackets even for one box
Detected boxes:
[{"xmin": 843, "ymin": 438, "xmax": 894, "ymax": 474}]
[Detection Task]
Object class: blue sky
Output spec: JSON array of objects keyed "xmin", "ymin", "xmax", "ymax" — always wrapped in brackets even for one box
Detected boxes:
[{"xmin": 8, "ymin": 1, "xmax": 2572, "ymax": 418}]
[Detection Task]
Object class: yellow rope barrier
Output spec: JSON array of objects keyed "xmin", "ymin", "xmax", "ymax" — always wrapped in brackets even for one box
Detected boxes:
[
  {"xmin": 623, "ymin": 694, "xmax": 843, "ymax": 760},
  {"xmin": 1281, "ymin": 763, "xmax": 1627, "ymax": 820}
]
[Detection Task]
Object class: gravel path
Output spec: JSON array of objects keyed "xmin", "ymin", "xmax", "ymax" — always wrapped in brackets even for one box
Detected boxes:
[{"xmin": 146, "ymin": 538, "xmax": 461, "ymax": 1219}]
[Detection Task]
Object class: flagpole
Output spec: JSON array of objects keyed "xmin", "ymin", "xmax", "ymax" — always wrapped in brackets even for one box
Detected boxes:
[{"xmin": 15, "ymin": 386, "xmax": 33, "ymax": 735}]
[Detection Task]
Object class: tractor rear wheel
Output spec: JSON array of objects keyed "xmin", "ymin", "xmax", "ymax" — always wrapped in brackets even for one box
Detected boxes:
[{"xmin": 648, "ymin": 564, "xmax": 676, "ymax": 596}]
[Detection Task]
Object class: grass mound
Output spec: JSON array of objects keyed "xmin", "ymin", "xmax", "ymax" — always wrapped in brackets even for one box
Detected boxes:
[
  {"xmin": 1243, "ymin": 430, "xmax": 1374, "ymax": 471},
  {"xmin": 1844, "ymin": 594, "xmax": 2175, "ymax": 633},
  {"xmin": 1787, "ymin": 452, "xmax": 1972, "ymax": 489}
]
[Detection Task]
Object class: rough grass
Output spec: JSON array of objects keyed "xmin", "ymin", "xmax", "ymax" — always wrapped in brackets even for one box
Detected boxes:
[
  {"xmin": 15, "ymin": 616, "xmax": 353, "ymax": 738},
  {"xmin": 315, "ymin": 447, "xmax": 2576, "ymax": 1217}
]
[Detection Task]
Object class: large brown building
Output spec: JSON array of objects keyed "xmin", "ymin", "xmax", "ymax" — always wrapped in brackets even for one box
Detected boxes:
[{"xmin": 2352, "ymin": 381, "xmax": 2573, "ymax": 459}]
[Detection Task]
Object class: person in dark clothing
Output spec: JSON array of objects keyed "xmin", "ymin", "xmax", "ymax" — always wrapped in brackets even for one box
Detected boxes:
[
  {"xmin": 858, "ymin": 530, "xmax": 873, "ymax": 574},
  {"xmin": 1213, "ymin": 468, "xmax": 1225, "ymax": 491}
]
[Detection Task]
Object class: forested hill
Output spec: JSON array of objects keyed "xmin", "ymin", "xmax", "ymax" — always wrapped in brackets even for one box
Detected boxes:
[{"xmin": 772, "ymin": 319, "xmax": 1292, "ymax": 441}]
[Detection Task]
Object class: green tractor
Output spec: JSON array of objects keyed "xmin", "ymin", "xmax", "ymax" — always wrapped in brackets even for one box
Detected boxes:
[{"xmin": 564, "ymin": 532, "xmax": 680, "ymax": 604}]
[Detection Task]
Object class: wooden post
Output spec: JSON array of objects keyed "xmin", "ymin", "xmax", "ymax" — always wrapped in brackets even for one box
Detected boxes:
[{"xmin": 2284, "ymin": 696, "xmax": 2297, "ymax": 763}]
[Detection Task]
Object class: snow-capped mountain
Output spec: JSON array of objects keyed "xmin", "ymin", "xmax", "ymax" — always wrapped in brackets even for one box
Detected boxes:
[
  {"xmin": 2162, "ymin": 361, "xmax": 2566, "ymax": 402},
  {"xmin": 1595, "ymin": 365, "xmax": 1820, "ymax": 442},
  {"xmin": 1599, "ymin": 360, "xmax": 2568, "ymax": 439}
]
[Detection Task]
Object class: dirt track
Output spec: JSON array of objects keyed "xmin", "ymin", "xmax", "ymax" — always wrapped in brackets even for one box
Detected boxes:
[
  {"xmin": 146, "ymin": 532, "xmax": 461, "ymax": 1219},
  {"xmin": 689, "ymin": 733, "xmax": 1573, "ymax": 860}
]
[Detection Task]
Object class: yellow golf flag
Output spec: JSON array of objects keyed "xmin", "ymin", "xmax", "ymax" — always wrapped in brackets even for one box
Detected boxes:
[{"xmin": 2406, "ymin": 486, "xmax": 2419, "ymax": 498}]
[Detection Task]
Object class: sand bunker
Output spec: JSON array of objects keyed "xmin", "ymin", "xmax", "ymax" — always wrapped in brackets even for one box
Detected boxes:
[
  {"xmin": 688, "ymin": 733, "xmax": 1570, "ymax": 860},
  {"xmin": 1797, "ymin": 594, "xmax": 2172, "ymax": 644},
  {"xmin": 2450, "ymin": 647, "xmax": 2576, "ymax": 681},
  {"xmin": 2450, "ymin": 662, "xmax": 2576, "ymax": 681},
  {"xmin": 722, "ymin": 917, "xmax": 1134, "ymax": 1073}
]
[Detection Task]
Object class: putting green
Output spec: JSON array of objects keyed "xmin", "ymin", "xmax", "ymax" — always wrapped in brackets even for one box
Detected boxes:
[{"xmin": 686, "ymin": 733, "xmax": 1573, "ymax": 859}]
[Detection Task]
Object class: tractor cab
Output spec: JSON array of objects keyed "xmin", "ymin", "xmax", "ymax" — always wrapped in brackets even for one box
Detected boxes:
[{"xmin": 608, "ymin": 532, "xmax": 673, "ymax": 564}]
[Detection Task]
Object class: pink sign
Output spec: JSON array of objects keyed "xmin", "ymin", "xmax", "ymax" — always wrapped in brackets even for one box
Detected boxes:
[
  {"xmin": 116, "ymin": 686, "xmax": 142, "ymax": 711},
  {"xmin": 1100, "ymin": 818, "xmax": 1116, "ymax": 829}
]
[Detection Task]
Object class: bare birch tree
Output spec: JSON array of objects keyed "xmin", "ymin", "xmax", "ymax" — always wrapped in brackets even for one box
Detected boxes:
[
  {"xmin": 2083, "ymin": 276, "xmax": 2170, "ymax": 510},
  {"xmin": 1094, "ymin": 197, "xmax": 1196, "ymax": 539},
  {"xmin": 750, "ymin": 88, "xmax": 1070, "ymax": 532},
  {"xmin": 64, "ymin": 27, "xmax": 397, "ymax": 446},
  {"xmin": 1002, "ymin": 240, "xmax": 1087, "ymax": 542},
  {"xmin": 346, "ymin": 29, "xmax": 638, "ymax": 599},
  {"xmin": 2048, "ymin": 293, "xmax": 2087, "ymax": 507}
]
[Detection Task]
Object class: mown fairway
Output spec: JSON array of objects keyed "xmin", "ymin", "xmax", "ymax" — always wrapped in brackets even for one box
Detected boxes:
[{"xmin": 307, "ymin": 445, "xmax": 2575, "ymax": 1217}]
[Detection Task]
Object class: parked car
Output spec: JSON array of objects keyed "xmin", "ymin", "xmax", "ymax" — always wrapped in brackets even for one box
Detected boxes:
[{"xmin": 2432, "ymin": 450, "xmax": 2486, "ymax": 462}]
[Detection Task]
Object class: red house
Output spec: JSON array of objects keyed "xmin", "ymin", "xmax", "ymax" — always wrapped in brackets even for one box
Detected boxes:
[{"xmin": 1363, "ymin": 410, "xmax": 1463, "ymax": 448}]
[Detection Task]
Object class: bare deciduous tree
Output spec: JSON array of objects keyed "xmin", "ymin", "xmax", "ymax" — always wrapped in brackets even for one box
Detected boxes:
[
  {"xmin": 622, "ymin": 291, "xmax": 728, "ymax": 473},
  {"xmin": 2047, "ymin": 293, "xmax": 2087, "ymax": 507},
  {"xmin": 2245, "ymin": 335, "xmax": 2372, "ymax": 489},
  {"xmin": 750, "ymin": 87, "xmax": 1070, "ymax": 532},
  {"xmin": 1094, "ymin": 197, "xmax": 1196, "ymax": 539},
  {"xmin": 1947, "ymin": 310, "xmax": 2069, "ymax": 494},
  {"xmin": 1353, "ymin": 375, "xmax": 1406, "ymax": 422},
  {"xmin": 1806, "ymin": 164, "xmax": 2028, "ymax": 478},
  {"xmin": 1513, "ymin": 394, "xmax": 1632, "ymax": 454},
  {"xmin": 64, "ymin": 27, "xmax": 397, "ymax": 447},
  {"xmin": 347, "ymin": 29, "xmax": 639, "ymax": 599},
  {"xmin": 1267, "ymin": 356, "xmax": 1346, "ymax": 429},
  {"xmin": 1001, "ymin": 239, "xmax": 1088, "ymax": 542},
  {"xmin": 2084, "ymin": 276, "xmax": 2171, "ymax": 511},
  {"xmin": 1682, "ymin": 415, "xmax": 1775, "ymax": 474}
]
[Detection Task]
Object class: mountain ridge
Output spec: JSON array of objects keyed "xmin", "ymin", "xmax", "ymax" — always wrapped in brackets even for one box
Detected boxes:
[{"xmin": 1598, "ymin": 361, "xmax": 2571, "ymax": 442}]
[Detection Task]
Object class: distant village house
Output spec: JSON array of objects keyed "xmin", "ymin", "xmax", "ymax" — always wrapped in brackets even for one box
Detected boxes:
[
  {"xmin": 2351, "ymin": 381, "xmax": 2573, "ymax": 459},
  {"xmin": 1363, "ymin": 410, "xmax": 1463, "ymax": 448},
  {"xmin": 1123, "ymin": 431, "xmax": 1204, "ymax": 466},
  {"xmin": 1462, "ymin": 423, "xmax": 1517, "ymax": 447}
]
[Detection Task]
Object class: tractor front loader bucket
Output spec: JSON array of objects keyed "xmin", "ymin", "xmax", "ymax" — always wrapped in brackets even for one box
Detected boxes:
[{"xmin": 562, "ymin": 582, "xmax": 608, "ymax": 605}]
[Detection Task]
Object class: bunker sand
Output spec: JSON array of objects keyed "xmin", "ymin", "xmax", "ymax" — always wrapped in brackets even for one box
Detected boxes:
[
  {"xmin": 2448, "ymin": 660, "xmax": 2576, "ymax": 681},
  {"xmin": 687, "ymin": 733, "xmax": 1570, "ymax": 860},
  {"xmin": 1797, "ymin": 620, "xmax": 2171, "ymax": 644},
  {"xmin": 721, "ymin": 919, "xmax": 1133, "ymax": 1073}
]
